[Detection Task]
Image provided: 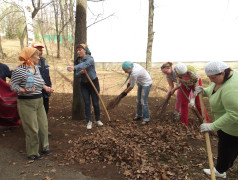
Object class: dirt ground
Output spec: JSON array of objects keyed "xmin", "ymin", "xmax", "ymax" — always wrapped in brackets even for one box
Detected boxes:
[{"xmin": 1, "ymin": 39, "xmax": 238, "ymax": 180}]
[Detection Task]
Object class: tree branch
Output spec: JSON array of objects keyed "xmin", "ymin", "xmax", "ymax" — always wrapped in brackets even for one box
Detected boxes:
[
  {"xmin": 41, "ymin": 1, "xmax": 53, "ymax": 9},
  {"xmin": 32, "ymin": 0, "xmax": 36, "ymax": 9},
  {"xmin": 87, "ymin": 13, "xmax": 114, "ymax": 28},
  {"xmin": 3, "ymin": 0, "xmax": 24, "ymax": 11},
  {"xmin": 58, "ymin": 16, "xmax": 73, "ymax": 35},
  {"xmin": 0, "ymin": 10, "xmax": 22, "ymax": 22}
]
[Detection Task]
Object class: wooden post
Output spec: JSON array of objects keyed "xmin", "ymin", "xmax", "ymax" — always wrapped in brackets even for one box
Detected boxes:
[{"xmin": 85, "ymin": 72, "xmax": 111, "ymax": 121}]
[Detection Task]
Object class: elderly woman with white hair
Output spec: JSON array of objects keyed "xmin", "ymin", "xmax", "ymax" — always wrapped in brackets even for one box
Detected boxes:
[
  {"xmin": 171, "ymin": 62, "xmax": 209, "ymax": 125},
  {"xmin": 196, "ymin": 61, "xmax": 238, "ymax": 179}
]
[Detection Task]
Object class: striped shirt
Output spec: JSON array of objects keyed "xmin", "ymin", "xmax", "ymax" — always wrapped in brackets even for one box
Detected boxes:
[{"xmin": 10, "ymin": 63, "xmax": 45, "ymax": 98}]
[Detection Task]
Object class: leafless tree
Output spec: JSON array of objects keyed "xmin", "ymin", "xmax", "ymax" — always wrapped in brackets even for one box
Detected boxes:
[
  {"xmin": 20, "ymin": 0, "xmax": 42, "ymax": 49},
  {"xmin": 72, "ymin": 0, "xmax": 87, "ymax": 120},
  {"xmin": 69, "ymin": 0, "xmax": 75, "ymax": 58},
  {"xmin": 53, "ymin": 0, "xmax": 73, "ymax": 58},
  {"xmin": 146, "ymin": 0, "xmax": 154, "ymax": 73}
]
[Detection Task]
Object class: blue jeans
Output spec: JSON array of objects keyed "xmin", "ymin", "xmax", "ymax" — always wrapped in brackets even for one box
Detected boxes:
[
  {"xmin": 80, "ymin": 78, "xmax": 100, "ymax": 122},
  {"xmin": 136, "ymin": 84, "xmax": 151, "ymax": 122}
]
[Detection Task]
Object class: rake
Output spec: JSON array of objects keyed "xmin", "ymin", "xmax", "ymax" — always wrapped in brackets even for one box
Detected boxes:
[
  {"xmin": 106, "ymin": 90, "xmax": 126, "ymax": 110},
  {"xmin": 157, "ymin": 92, "xmax": 172, "ymax": 117},
  {"xmin": 85, "ymin": 72, "xmax": 111, "ymax": 121}
]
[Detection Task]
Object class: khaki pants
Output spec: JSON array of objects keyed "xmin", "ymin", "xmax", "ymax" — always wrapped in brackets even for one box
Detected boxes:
[{"xmin": 18, "ymin": 97, "xmax": 49, "ymax": 157}]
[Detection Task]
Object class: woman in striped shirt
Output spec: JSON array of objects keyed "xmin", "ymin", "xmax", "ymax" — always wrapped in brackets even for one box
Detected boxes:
[{"xmin": 10, "ymin": 47, "xmax": 54, "ymax": 160}]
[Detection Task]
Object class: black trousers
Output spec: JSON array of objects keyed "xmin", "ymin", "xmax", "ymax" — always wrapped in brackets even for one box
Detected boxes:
[
  {"xmin": 43, "ymin": 97, "xmax": 49, "ymax": 115},
  {"xmin": 80, "ymin": 78, "xmax": 100, "ymax": 122},
  {"xmin": 216, "ymin": 130, "xmax": 238, "ymax": 173}
]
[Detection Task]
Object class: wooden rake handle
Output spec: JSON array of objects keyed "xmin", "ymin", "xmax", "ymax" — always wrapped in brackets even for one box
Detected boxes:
[
  {"xmin": 179, "ymin": 86, "xmax": 190, "ymax": 102},
  {"xmin": 198, "ymin": 93, "xmax": 216, "ymax": 180},
  {"xmin": 179, "ymin": 86, "xmax": 203, "ymax": 123},
  {"xmin": 85, "ymin": 72, "xmax": 111, "ymax": 122},
  {"xmin": 180, "ymin": 85, "xmax": 216, "ymax": 179}
]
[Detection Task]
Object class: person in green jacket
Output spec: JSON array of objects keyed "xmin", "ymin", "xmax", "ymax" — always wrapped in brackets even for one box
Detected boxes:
[{"xmin": 195, "ymin": 61, "xmax": 238, "ymax": 179}]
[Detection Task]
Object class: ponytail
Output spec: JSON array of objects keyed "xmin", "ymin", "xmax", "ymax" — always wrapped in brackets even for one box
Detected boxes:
[{"xmin": 161, "ymin": 62, "xmax": 173, "ymax": 69}]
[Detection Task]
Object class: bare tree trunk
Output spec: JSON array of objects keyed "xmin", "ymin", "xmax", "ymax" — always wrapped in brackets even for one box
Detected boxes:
[
  {"xmin": 146, "ymin": 0, "xmax": 154, "ymax": 73},
  {"xmin": 69, "ymin": 0, "xmax": 75, "ymax": 58},
  {"xmin": 72, "ymin": 0, "xmax": 87, "ymax": 120},
  {"xmin": 53, "ymin": 0, "xmax": 60, "ymax": 58},
  {"xmin": 59, "ymin": 0, "xmax": 68, "ymax": 48},
  {"xmin": 38, "ymin": 20, "xmax": 49, "ymax": 55},
  {"xmin": 56, "ymin": 34, "xmax": 60, "ymax": 58},
  {"xmin": 20, "ymin": 27, "xmax": 27, "ymax": 49},
  {"xmin": 20, "ymin": 0, "xmax": 41, "ymax": 49},
  {"xmin": 38, "ymin": 8, "xmax": 49, "ymax": 55},
  {"xmin": 23, "ymin": 2, "xmax": 35, "ymax": 46},
  {"xmin": 0, "ymin": 35, "xmax": 6, "ymax": 59},
  {"xmin": 59, "ymin": 0, "xmax": 66, "ymax": 48},
  {"xmin": 64, "ymin": 0, "xmax": 69, "ymax": 47}
]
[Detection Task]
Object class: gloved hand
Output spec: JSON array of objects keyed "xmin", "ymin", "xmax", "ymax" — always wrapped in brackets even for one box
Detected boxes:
[
  {"xmin": 175, "ymin": 82, "xmax": 181, "ymax": 87},
  {"xmin": 127, "ymin": 83, "xmax": 130, "ymax": 88},
  {"xmin": 189, "ymin": 98, "xmax": 195, "ymax": 108},
  {"xmin": 200, "ymin": 123, "xmax": 212, "ymax": 132},
  {"xmin": 120, "ymin": 91, "xmax": 127, "ymax": 97},
  {"xmin": 194, "ymin": 86, "xmax": 204, "ymax": 96}
]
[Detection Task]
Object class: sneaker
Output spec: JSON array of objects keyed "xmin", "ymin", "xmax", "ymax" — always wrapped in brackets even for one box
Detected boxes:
[
  {"xmin": 96, "ymin": 120, "xmax": 103, "ymax": 126},
  {"xmin": 133, "ymin": 117, "xmax": 142, "ymax": 121},
  {"xmin": 42, "ymin": 148, "xmax": 51, "ymax": 156},
  {"xmin": 87, "ymin": 121, "xmax": 92, "ymax": 129},
  {"xmin": 203, "ymin": 167, "xmax": 226, "ymax": 178},
  {"xmin": 141, "ymin": 121, "xmax": 149, "ymax": 125},
  {"xmin": 28, "ymin": 155, "xmax": 44, "ymax": 160}
]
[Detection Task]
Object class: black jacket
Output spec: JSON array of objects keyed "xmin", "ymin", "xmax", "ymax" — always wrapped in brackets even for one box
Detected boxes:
[
  {"xmin": 0, "ymin": 63, "xmax": 12, "ymax": 81},
  {"xmin": 38, "ymin": 57, "xmax": 52, "ymax": 98}
]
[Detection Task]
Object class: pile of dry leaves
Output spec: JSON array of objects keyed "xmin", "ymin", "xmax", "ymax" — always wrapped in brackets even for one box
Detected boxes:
[{"xmin": 65, "ymin": 119, "xmax": 207, "ymax": 180}]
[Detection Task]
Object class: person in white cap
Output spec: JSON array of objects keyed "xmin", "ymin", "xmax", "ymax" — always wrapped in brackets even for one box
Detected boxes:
[
  {"xmin": 172, "ymin": 62, "xmax": 209, "ymax": 125},
  {"xmin": 195, "ymin": 61, "xmax": 238, "ymax": 179}
]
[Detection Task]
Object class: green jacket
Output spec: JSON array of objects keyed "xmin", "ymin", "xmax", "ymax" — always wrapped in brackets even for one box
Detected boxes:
[{"xmin": 204, "ymin": 70, "xmax": 238, "ymax": 137}]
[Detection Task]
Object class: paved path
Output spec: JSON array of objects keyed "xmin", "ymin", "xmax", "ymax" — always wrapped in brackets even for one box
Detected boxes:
[{"xmin": 0, "ymin": 147, "xmax": 96, "ymax": 180}]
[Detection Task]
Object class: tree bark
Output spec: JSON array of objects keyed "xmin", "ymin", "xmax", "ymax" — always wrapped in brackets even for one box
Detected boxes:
[
  {"xmin": 72, "ymin": 0, "xmax": 87, "ymax": 120},
  {"xmin": 20, "ymin": 0, "xmax": 41, "ymax": 49},
  {"xmin": 64, "ymin": 1, "xmax": 69, "ymax": 47},
  {"xmin": 146, "ymin": 0, "xmax": 154, "ymax": 73},
  {"xmin": 0, "ymin": 35, "xmax": 5, "ymax": 59},
  {"xmin": 20, "ymin": 27, "xmax": 27, "ymax": 49},
  {"xmin": 60, "ymin": 0, "xmax": 69, "ymax": 48},
  {"xmin": 69, "ymin": 0, "xmax": 75, "ymax": 58},
  {"xmin": 38, "ymin": 19, "xmax": 49, "ymax": 55},
  {"xmin": 53, "ymin": 0, "xmax": 60, "ymax": 58},
  {"xmin": 59, "ymin": 0, "xmax": 66, "ymax": 48}
]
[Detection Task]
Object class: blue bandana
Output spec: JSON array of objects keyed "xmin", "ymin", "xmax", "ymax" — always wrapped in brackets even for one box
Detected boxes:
[
  {"xmin": 122, "ymin": 61, "xmax": 133, "ymax": 70},
  {"xmin": 121, "ymin": 61, "xmax": 134, "ymax": 88},
  {"xmin": 84, "ymin": 47, "xmax": 91, "ymax": 55}
]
